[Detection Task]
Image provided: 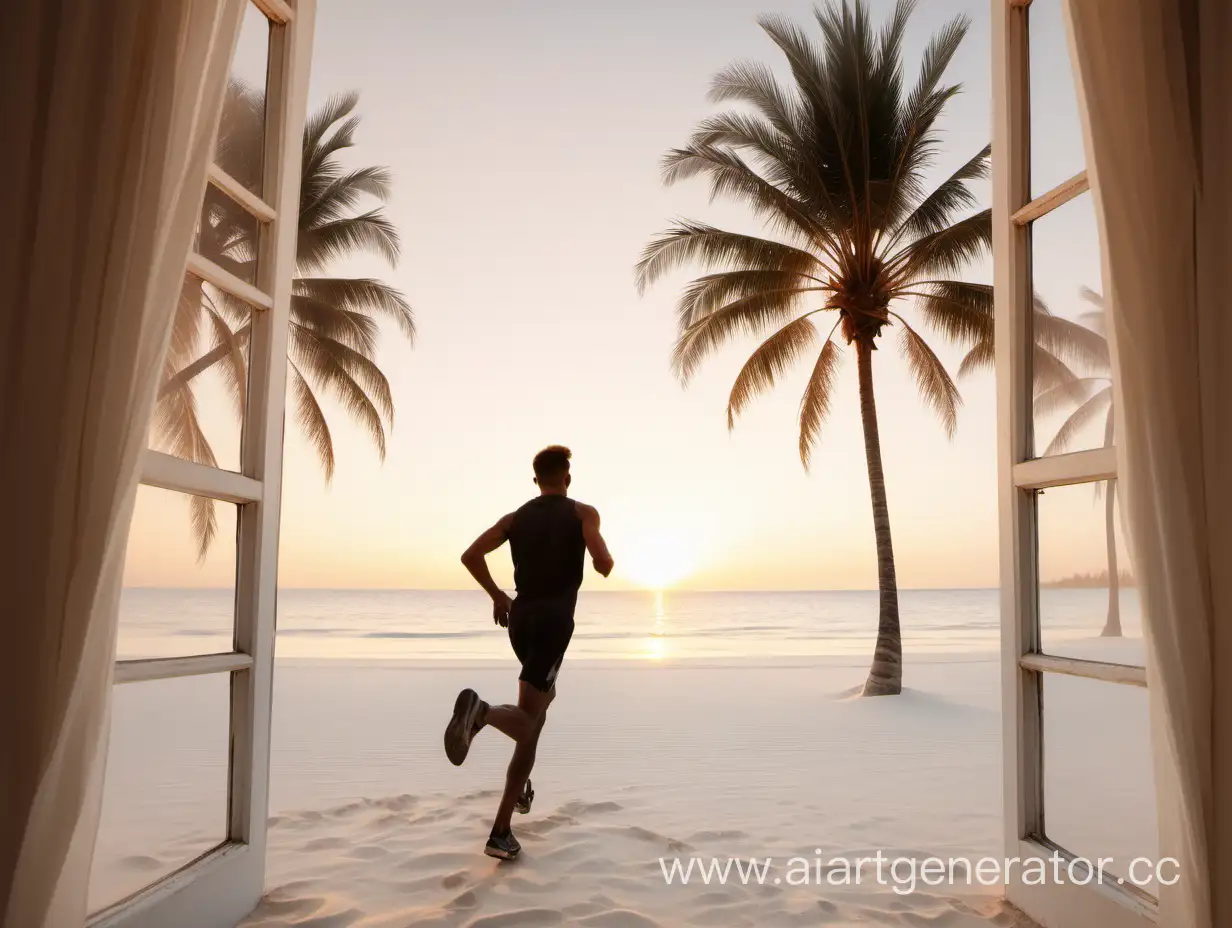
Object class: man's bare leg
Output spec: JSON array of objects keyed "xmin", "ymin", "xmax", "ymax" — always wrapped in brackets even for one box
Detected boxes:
[{"xmin": 486, "ymin": 681, "xmax": 554, "ymax": 835}]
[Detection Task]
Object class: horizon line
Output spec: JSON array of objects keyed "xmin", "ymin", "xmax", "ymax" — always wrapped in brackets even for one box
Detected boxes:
[{"xmin": 123, "ymin": 585, "xmax": 1003, "ymax": 593}]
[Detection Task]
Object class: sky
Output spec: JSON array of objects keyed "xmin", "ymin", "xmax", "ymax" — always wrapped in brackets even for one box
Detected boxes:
[{"xmin": 122, "ymin": 0, "xmax": 1119, "ymax": 592}]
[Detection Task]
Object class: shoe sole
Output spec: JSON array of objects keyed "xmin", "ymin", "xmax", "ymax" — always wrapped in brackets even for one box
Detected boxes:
[
  {"xmin": 484, "ymin": 844, "xmax": 520, "ymax": 860},
  {"xmin": 444, "ymin": 689, "xmax": 483, "ymax": 766}
]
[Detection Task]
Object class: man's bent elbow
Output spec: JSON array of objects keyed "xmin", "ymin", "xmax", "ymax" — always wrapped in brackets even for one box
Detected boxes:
[{"xmin": 595, "ymin": 557, "xmax": 615, "ymax": 578}]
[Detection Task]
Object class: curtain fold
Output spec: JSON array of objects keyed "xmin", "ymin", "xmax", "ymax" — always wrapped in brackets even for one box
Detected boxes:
[
  {"xmin": 1063, "ymin": 2, "xmax": 1232, "ymax": 927},
  {"xmin": 0, "ymin": 1, "xmax": 245, "ymax": 924}
]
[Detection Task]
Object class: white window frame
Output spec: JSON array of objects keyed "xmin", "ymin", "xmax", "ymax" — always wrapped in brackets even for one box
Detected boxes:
[
  {"xmin": 89, "ymin": 2, "xmax": 315, "ymax": 925},
  {"xmin": 993, "ymin": 2, "xmax": 1156, "ymax": 926}
]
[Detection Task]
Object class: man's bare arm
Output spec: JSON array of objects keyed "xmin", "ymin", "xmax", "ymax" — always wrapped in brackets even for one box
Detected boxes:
[
  {"xmin": 578, "ymin": 504, "xmax": 614, "ymax": 577},
  {"xmin": 461, "ymin": 515, "xmax": 515, "ymax": 622}
]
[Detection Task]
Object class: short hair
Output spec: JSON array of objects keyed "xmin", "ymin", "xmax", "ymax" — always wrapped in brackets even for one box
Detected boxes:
[{"xmin": 533, "ymin": 445, "xmax": 572, "ymax": 483}]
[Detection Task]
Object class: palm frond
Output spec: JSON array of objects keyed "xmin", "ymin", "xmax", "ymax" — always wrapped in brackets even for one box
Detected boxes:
[
  {"xmin": 902, "ymin": 14, "xmax": 969, "ymax": 129},
  {"xmin": 207, "ymin": 284, "xmax": 256, "ymax": 329},
  {"xmin": 796, "ymin": 6, "xmax": 886, "ymax": 229},
  {"xmin": 726, "ymin": 315, "xmax": 819, "ymax": 428},
  {"xmin": 762, "ymin": 13, "xmax": 830, "ymax": 105},
  {"xmin": 168, "ymin": 274, "xmax": 207, "ymax": 368},
  {"xmin": 894, "ymin": 314, "xmax": 961, "ymax": 437},
  {"xmin": 292, "ymin": 323, "xmax": 394, "ymax": 424},
  {"xmin": 1033, "ymin": 312, "xmax": 1111, "ymax": 373},
  {"xmin": 289, "ymin": 361, "xmax": 335, "ymax": 481},
  {"xmin": 1032, "ymin": 345, "xmax": 1084, "ymax": 393},
  {"xmin": 956, "ymin": 335, "xmax": 1086, "ymax": 398},
  {"xmin": 150, "ymin": 386, "xmax": 217, "ymax": 471},
  {"xmin": 303, "ymin": 91, "xmax": 360, "ymax": 152},
  {"xmin": 896, "ymin": 144, "xmax": 990, "ymax": 241},
  {"xmin": 662, "ymin": 145, "xmax": 829, "ymax": 250},
  {"xmin": 686, "ymin": 111, "xmax": 813, "ymax": 198},
  {"xmin": 798, "ymin": 321, "xmax": 844, "ymax": 470},
  {"xmin": 1077, "ymin": 289, "xmax": 1108, "ymax": 339},
  {"xmin": 297, "ymin": 209, "xmax": 401, "ymax": 272},
  {"xmin": 1034, "ymin": 376, "xmax": 1105, "ymax": 418},
  {"xmin": 291, "ymin": 296, "xmax": 381, "ymax": 355},
  {"xmin": 956, "ymin": 338, "xmax": 992, "ymax": 379},
  {"xmin": 673, "ymin": 290, "xmax": 818, "ymax": 382},
  {"xmin": 293, "ymin": 277, "xmax": 415, "ymax": 342},
  {"xmin": 149, "ymin": 383, "xmax": 219, "ymax": 560},
  {"xmin": 636, "ymin": 222, "xmax": 822, "ymax": 294},
  {"xmin": 300, "ymin": 166, "xmax": 394, "ymax": 230},
  {"xmin": 302, "ymin": 91, "xmax": 361, "ymax": 185},
  {"xmin": 911, "ymin": 280, "xmax": 993, "ymax": 346},
  {"xmin": 292, "ymin": 325, "xmax": 390, "ymax": 458},
  {"xmin": 214, "ymin": 80, "xmax": 265, "ymax": 191},
  {"xmin": 890, "ymin": 208, "xmax": 991, "ymax": 279},
  {"xmin": 188, "ymin": 496, "xmax": 219, "ymax": 564},
  {"xmin": 1043, "ymin": 385, "xmax": 1113, "ymax": 455},
  {"xmin": 201, "ymin": 301, "xmax": 247, "ymax": 418},
  {"xmin": 876, "ymin": 0, "xmax": 918, "ymax": 79},
  {"xmin": 676, "ymin": 269, "xmax": 827, "ymax": 329},
  {"xmin": 707, "ymin": 60, "xmax": 803, "ymax": 140}
]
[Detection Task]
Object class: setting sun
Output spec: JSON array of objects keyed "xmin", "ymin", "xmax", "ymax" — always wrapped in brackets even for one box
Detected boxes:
[{"xmin": 618, "ymin": 533, "xmax": 696, "ymax": 590}]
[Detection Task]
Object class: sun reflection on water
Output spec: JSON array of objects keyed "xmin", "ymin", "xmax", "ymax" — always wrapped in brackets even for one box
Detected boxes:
[{"xmin": 644, "ymin": 590, "xmax": 669, "ymax": 660}]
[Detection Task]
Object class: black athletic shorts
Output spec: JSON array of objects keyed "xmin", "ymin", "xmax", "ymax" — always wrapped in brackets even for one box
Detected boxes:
[{"xmin": 508, "ymin": 592, "xmax": 576, "ymax": 692}]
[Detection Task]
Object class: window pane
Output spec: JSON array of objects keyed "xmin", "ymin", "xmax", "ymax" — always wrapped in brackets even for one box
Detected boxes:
[
  {"xmin": 1029, "ymin": 1, "xmax": 1085, "ymax": 197},
  {"xmin": 1036, "ymin": 481, "xmax": 1142, "ymax": 666},
  {"xmin": 119, "ymin": 485, "xmax": 238, "ymax": 660},
  {"xmin": 195, "ymin": 188, "xmax": 262, "ymax": 286},
  {"xmin": 1029, "ymin": 192, "xmax": 1111, "ymax": 458},
  {"xmin": 149, "ymin": 271, "xmax": 254, "ymax": 474},
  {"xmin": 214, "ymin": 3, "xmax": 272, "ymax": 196},
  {"xmin": 1042, "ymin": 674, "xmax": 1158, "ymax": 893},
  {"xmin": 88, "ymin": 673, "xmax": 231, "ymax": 913}
]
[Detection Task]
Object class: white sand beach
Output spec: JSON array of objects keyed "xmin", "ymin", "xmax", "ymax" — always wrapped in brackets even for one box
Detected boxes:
[{"xmin": 91, "ymin": 646, "xmax": 1155, "ymax": 927}]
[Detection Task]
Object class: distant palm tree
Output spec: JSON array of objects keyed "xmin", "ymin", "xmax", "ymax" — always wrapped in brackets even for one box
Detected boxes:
[
  {"xmin": 1035, "ymin": 289, "xmax": 1121, "ymax": 636},
  {"xmin": 959, "ymin": 287, "xmax": 1120, "ymax": 636},
  {"xmin": 154, "ymin": 87, "xmax": 414, "ymax": 556},
  {"xmin": 638, "ymin": 0, "xmax": 997, "ymax": 696}
]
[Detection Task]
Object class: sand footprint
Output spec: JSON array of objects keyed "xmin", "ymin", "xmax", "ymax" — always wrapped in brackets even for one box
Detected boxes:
[
  {"xmin": 446, "ymin": 889, "xmax": 480, "ymax": 911},
  {"xmin": 686, "ymin": 829, "xmax": 749, "ymax": 842},
  {"xmin": 558, "ymin": 800, "xmax": 623, "ymax": 817},
  {"xmin": 464, "ymin": 908, "xmax": 565, "ymax": 928},
  {"xmin": 576, "ymin": 910, "xmax": 661, "ymax": 928},
  {"xmin": 302, "ymin": 837, "xmax": 348, "ymax": 852},
  {"xmin": 346, "ymin": 845, "xmax": 388, "ymax": 860}
]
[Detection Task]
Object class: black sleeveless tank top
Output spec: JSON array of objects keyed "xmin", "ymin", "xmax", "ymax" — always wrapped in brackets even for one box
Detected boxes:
[{"xmin": 509, "ymin": 495, "xmax": 586, "ymax": 600}]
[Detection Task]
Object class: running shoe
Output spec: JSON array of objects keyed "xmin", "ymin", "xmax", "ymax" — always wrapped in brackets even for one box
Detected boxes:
[
  {"xmin": 444, "ymin": 688, "xmax": 487, "ymax": 766},
  {"xmin": 515, "ymin": 779, "xmax": 534, "ymax": 815},
  {"xmin": 485, "ymin": 829, "xmax": 522, "ymax": 860}
]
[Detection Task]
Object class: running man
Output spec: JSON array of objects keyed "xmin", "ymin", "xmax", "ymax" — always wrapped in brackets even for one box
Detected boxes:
[{"xmin": 446, "ymin": 445, "xmax": 614, "ymax": 860}]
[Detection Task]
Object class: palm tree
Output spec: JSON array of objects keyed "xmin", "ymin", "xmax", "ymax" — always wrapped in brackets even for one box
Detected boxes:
[
  {"xmin": 154, "ymin": 87, "xmax": 414, "ymax": 557},
  {"xmin": 1034, "ymin": 289, "xmax": 1121, "ymax": 636},
  {"xmin": 959, "ymin": 287, "xmax": 1120, "ymax": 636},
  {"xmin": 638, "ymin": 0, "xmax": 996, "ymax": 696}
]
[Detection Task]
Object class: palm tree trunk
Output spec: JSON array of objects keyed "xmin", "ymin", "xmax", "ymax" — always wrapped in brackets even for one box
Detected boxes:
[
  {"xmin": 157, "ymin": 322, "xmax": 253, "ymax": 400},
  {"xmin": 1100, "ymin": 477, "xmax": 1123, "ymax": 637},
  {"xmin": 856, "ymin": 341, "xmax": 902, "ymax": 696}
]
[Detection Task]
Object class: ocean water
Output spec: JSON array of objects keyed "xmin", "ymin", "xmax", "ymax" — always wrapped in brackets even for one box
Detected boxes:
[{"xmin": 116, "ymin": 587, "xmax": 1144, "ymax": 663}]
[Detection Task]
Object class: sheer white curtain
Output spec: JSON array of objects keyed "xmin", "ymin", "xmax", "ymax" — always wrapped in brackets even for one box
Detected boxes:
[
  {"xmin": 0, "ymin": 1, "xmax": 244, "ymax": 924},
  {"xmin": 1063, "ymin": 2, "xmax": 1232, "ymax": 927}
]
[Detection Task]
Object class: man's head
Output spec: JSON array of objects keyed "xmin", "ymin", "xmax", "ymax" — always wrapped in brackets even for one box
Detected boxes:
[{"xmin": 533, "ymin": 445, "xmax": 572, "ymax": 493}]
